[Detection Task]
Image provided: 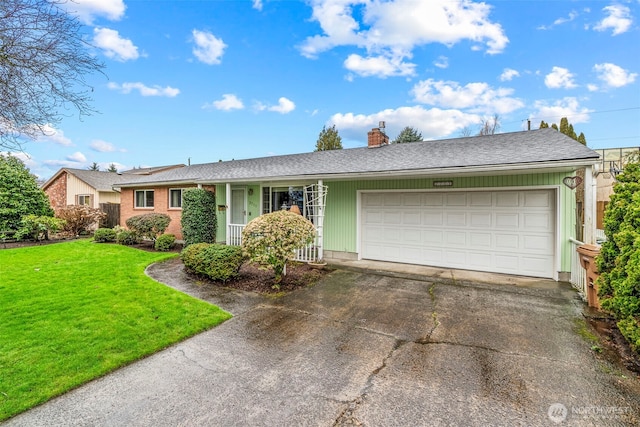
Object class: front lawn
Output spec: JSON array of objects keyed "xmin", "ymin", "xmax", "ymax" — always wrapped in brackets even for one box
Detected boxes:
[{"xmin": 0, "ymin": 239, "xmax": 231, "ymax": 421}]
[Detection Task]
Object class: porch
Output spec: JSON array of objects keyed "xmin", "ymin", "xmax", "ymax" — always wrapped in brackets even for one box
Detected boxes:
[{"xmin": 222, "ymin": 182, "xmax": 327, "ymax": 263}]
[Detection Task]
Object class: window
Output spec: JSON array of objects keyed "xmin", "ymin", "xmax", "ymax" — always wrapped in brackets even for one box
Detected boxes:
[
  {"xmin": 262, "ymin": 186, "xmax": 304, "ymax": 214},
  {"xmin": 135, "ymin": 190, "xmax": 154, "ymax": 208},
  {"xmin": 77, "ymin": 195, "xmax": 92, "ymax": 206},
  {"xmin": 169, "ymin": 188, "xmax": 183, "ymax": 208}
]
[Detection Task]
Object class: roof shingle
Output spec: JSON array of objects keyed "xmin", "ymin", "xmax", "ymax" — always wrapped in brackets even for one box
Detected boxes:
[{"xmin": 118, "ymin": 128, "xmax": 599, "ymax": 186}]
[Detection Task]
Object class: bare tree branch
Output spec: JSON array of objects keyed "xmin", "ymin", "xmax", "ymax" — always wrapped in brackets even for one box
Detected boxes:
[{"xmin": 0, "ymin": 0, "xmax": 105, "ymax": 151}]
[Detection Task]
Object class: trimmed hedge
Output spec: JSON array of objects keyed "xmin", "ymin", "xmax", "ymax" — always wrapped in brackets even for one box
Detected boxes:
[
  {"xmin": 116, "ymin": 229, "xmax": 139, "ymax": 246},
  {"xmin": 126, "ymin": 213, "xmax": 171, "ymax": 241},
  {"xmin": 155, "ymin": 234, "xmax": 176, "ymax": 251},
  {"xmin": 181, "ymin": 188, "xmax": 217, "ymax": 247},
  {"xmin": 181, "ymin": 243, "xmax": 243, "ymax": 282},
  {"xmin": 93, "ymin": 228, "xmax": 117, "ymax": 243}
]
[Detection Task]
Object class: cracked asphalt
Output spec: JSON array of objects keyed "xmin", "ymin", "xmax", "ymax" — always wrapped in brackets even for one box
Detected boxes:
[{"xmin": 6, "ymin": 259, "xmax": 640, "ymax": 426}]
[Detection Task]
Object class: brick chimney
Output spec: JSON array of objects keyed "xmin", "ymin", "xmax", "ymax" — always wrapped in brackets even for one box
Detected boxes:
[{"xmin": 367, "ymin": 127, "xmax": 389, "ymax": 148}]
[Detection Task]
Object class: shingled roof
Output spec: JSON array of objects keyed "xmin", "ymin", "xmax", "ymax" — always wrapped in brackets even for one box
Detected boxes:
[
  {"xmin": 117, "ymin": 128, "xmax": 600, "ymax": 187},
  {"xmin": 42, "ymin": 165, "xmax": 184, "ymax": 191}
]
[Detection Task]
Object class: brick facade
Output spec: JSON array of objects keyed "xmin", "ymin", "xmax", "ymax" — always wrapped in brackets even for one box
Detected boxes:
[
  {"xmin": 367, "ymin": 127, "xmax": 389, "ymax": 148},
  {"xmin": 43, "ymin": 171, "xmax": 67, "ymax": 211},
  {"xmin": 120, "ymin": 185, "xmax": 216, "ymax": 240}
]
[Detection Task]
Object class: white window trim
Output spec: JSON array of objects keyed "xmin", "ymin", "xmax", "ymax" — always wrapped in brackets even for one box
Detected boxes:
[
  {"xmin": 134, "ymin": 189, "xmax": 155, "ymax": 209},
  {"xmin": 169, "ymin": 188, "xmax": 184, "ymax": 209}
]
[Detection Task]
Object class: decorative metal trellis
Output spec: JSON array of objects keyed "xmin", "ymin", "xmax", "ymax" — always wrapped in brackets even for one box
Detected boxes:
[{"xmin": 299, "ymin": 183, "xmax": 328, "ymax": 261}]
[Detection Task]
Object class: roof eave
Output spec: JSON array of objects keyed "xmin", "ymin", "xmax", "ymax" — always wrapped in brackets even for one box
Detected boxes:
[{"xmin": 197, "ymin": 158, "xmax": 600, "ymax": 184}]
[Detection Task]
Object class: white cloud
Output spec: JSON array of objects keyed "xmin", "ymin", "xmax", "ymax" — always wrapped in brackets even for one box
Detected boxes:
[
  {"xmin": 62, "ymin": 0, "xmax": 126, "ymax": 24},
  {"xmin": 593, "ymin": 63, "xmax": 637, "ymax": 88},
  {"xmin": 587, "ymin": 83, "xmax": 599, "ymax": 92},
  {"xmin": 253, "ymin": 0, "xmax": 263, "ymax": 11},
  {"xmin": 531, "ymin": 97, "xmax": 592, "ymax": 124},
  {"xmin": 299, "ymin": 0, "xmax": 508, "ymax": 78},
  {"xmin": 1, "ymin": 151, "xmax": 36, "ymax": 168},
  {"xmin": 261, "ymin": 97, "xmax": 296, "ymax": 114},
  {"xmin": 192, "ymin": 30, "xmax": 227, "ymax": 65},
  {"xmin": 107, "ymin": 82, "xmax": 180, "ymax": 97},
  {"xmin": 34, "ymin": 124, "xmax": 73, "ymax": 146},
  {"xmin": 203, "ymin": 94, "xmax": 245, "ymax": 111},
  {"xmin": 93, "ymin": 28, "xmax": 139, "ymax": 62},
  {"xmin": 344, "ymin": 53, "xmax": 416, "ymax": 78},
  {"xmin": 434, "ymin": 55, "xmax": 449, "ymax": 69},
  {"xmin": 499, "ymin": 68, "xmax": 520, "ymax": 81},
  {"xmin": 67, "ymin": 152, "xmax": 87, "ymax": 163},
  {"xmin": 90, "ymin": 139, "xmax": 125, "ymax": 153},
  {"xmin": 594, "ymin": 4, "xmax": 632, "ymax": 35},
  {"xmin": 411, "ymin": 79, "xmax": 524, "ymax": 114},
  {"xmin": 554, "ymin": 10, "xmax": 578, "ymax": 26},
  {"xmin": 544, "ymin": 66, "xmax": 577, "ymax": 89},
  {"xmin": 538, "ymin": 10, "xmax": 578, "ymax": 29},
  {"xmin": 331, "ymin": 105, "xmax": 481, "ymax": 141}
]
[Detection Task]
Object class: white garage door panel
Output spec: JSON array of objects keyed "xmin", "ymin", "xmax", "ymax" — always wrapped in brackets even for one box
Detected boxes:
[{"xmin": 361, "ymin": 190, "xmax": 555, "ymax": 278}]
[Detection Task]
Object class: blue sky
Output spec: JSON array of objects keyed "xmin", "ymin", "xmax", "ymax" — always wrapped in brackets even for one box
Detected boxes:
[{"xmin": 10, "ymin": 0, "xmax": 640, "ymax": 179}]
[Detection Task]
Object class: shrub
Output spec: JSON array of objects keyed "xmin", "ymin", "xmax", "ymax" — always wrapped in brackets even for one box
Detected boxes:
[
  {"xmin": 56, "ymin": 205, "xmax": 106, "ymax": 237},
  {"xmin": 596, "ymin": 158, "xmax": 640, "ymax": 352},
  {"xmin": 93, "ymin": 228, "xmax": 117, "ymax": 243},
  {"xmin": 126, "ymin": 213, "xmax": 171, "ymax": 242},
  {"xmin": 181, "ymin": 243, "xmax": 243, "ymax": 282},
  {"xmin": 116, "ymin": 229, "xmax": 139, "ymax": 246},
  {"xmin": 0, "ymin": 154, "xmax": 54, "ymax": 233},
  {"xmin": 15, "ymin": 215, "xmax": 65, "ymax": 241},
  {"xmin": 181, "ymin": 188, "xmax": 217, "ymax": 247},
  {"xmin": 242, "ymin": 210, "xmax": 316, "ymax": 284},
  {"xmin": 155, "ymin": 234, "xmax": 176, "ymax": 251}
]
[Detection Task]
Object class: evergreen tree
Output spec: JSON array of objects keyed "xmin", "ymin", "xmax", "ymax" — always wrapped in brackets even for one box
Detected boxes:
[
  {"xmin": 393, "ymin": 126, "xmax": 423, "ymax": 143},
  {"xmin": 314, "ymin": 125, "xmax": 343, "ymax": 151},
  {"xmin": 88, "ymin": 162, "xmax": 100, "ymax": 171},
  {"xmin": 539, "ymin": 117, "xmax": 586, "ymax": 145},
  {"xmin": 107, "ymin": 163, "xmax": 118, "ymax": 173},
  {"xmin": 0, "ymin": 154, "xmax": 54, "ymax": 232}
]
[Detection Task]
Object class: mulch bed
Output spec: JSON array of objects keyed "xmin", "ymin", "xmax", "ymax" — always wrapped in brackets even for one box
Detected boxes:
[
  {"xmin": 586, "ymin": 316, "xmax": 640, "ymax": 374},
  {"xmin": 220, "ymin": 261, "xmax": 332, "ymax": 294}
]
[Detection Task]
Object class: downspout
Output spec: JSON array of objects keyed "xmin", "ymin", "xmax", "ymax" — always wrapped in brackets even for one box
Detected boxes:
[{"xmin": 225, "ymin": 182, "xmax": 231, "ymax": 245}]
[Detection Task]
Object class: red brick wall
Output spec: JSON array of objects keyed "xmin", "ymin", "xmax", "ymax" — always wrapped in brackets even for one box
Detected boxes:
[
  {"xmin": 367, "ymin": 128, "xmax": 389, "ymax": 148},
  {"xmin": 120, "ymin": 185, "xmax": 216, "ymax": 240},
  {"xmin": 44, "ymin": 172, "xmax": 67, "ymax": 211}
]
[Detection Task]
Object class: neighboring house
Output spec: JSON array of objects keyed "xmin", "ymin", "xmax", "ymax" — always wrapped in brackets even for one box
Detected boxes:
[
  {"xmin": 592, "ymin": 147, "xmax": 639, "ymax": 228},
  {"xmin": 116, "ymin": 128, "xmax": 600, "ymax": 281},
  {"xmin": 42, "ymin": 165, "xmax": 184, "ymax": 227}
]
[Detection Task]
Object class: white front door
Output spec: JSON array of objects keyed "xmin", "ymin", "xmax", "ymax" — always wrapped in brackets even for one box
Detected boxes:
[
  {"xmin": 360, "ymin": 190, "xmax": 555, "ymax": 278},
  {"xmin": 231, "ymin": 188, "xmax": 246, "ymax": 225}
]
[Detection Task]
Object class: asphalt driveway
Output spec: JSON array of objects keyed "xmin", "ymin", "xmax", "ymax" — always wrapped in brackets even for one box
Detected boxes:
[{"xmin": 6, "ymin": 260, "xmax": 640, "ymax": 426}]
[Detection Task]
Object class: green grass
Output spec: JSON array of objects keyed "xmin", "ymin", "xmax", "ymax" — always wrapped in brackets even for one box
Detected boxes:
[{"xmin": 0, "ymin": 240, "xmax": 231, "ymax": 421}]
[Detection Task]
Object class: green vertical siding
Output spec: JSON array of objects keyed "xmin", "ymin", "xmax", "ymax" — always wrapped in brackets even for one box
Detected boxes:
[
  {"xmin": 215, "ymin": 184, "xmax": 261, "ymax": 244},
  {"xmin": 324, "ymin": 173, "xmax": 577, "ymax": 273},
  {"xmin": 215, "ymin": 185, "xmax": 226, "ymax": 243}
]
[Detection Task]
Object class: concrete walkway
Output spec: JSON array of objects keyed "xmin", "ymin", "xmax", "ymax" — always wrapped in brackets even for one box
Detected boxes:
[{"xmin": 5, "ymin": 260, "xmax": 640, "ymax": 426}]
